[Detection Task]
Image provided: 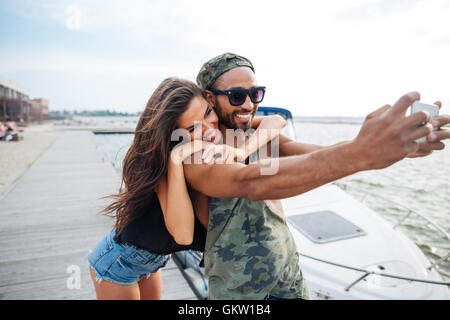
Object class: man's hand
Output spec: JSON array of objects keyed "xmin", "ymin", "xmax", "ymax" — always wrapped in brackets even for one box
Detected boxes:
[
  {"xmin": 351, "ymin": 91, "xmax": 434, "ymax": 170},
  {"xmin": 406, "ymin": 101, "xmax": 449, "ymax": 158}
]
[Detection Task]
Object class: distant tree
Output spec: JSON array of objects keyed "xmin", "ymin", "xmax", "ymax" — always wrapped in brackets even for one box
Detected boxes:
[{"xmin": 50, "ymin": 109, "xmax": 140, "ymax": 116}]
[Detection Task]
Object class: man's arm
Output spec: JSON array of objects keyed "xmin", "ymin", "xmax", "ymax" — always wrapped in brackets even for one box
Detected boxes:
[
  {"xmin": 184, "ymin": 92, "xmax": 435, "ymax": 201},
  {"xmin": 277, "ymin": 134, "xmax": 324, "ymax": 156},
  {"xmin": 278, "ymin": 100, "xmax": 450, "ymax": 158},
  {"xmin": 184, "ymin": 141, "xmax": 363, "ymax": 201},
  {"xmin": 269, "ymin": 133, "xmax": 350, "ymax": 159}
]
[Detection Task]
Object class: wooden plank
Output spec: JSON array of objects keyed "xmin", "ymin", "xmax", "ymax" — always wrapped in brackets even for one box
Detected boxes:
[{"xmin": 0, "ymin": 130, "xmax": 198, "ymax": 300}]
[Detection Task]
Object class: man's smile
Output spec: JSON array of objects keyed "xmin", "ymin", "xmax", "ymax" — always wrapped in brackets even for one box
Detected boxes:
[{"xmin": 235, "ymin": 112, "xmax": 252, "ymax": 122}]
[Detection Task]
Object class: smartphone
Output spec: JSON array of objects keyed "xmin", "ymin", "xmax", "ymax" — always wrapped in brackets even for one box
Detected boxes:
[{"xmin": 410, "ymin": 101, "xmax": 439, "ymax": 142}]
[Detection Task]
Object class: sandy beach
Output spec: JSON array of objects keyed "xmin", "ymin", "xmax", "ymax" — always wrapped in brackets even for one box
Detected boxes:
[{"xmin": 0, "ymin": 122, "xmax": 62, "ymax": 195}]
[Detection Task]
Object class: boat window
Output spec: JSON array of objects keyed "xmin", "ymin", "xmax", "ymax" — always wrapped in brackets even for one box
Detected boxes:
[{"xmin": 287, "ymin": 210, "xmax": 366, "ymax": 244}]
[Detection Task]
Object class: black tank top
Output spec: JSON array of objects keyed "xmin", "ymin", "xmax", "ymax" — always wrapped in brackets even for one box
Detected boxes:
[{"xmin": 114, "ymin": 192, "xmax": 206, "ymax": 255}]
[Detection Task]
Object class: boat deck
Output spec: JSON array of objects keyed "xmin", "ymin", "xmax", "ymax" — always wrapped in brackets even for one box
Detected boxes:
[{"xmin": 0, "ymin": 130, "xmax": 198, "ymax": 300}]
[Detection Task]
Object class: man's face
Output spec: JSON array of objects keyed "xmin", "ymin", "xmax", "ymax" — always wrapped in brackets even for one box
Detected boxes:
[{"xmin": 209, "ymin": 66, "xmax": 259, "ymax": 130}]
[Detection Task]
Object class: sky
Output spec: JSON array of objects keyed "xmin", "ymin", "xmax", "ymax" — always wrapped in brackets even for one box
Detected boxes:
[{"xmin": 0, "ymin": 0, "xmax": 449, "ymax": 117}]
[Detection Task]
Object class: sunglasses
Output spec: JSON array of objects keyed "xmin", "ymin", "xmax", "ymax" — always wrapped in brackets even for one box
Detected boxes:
[{"xmin": 210, "ymin": 86, "xmax": 266, "ymax": 106}]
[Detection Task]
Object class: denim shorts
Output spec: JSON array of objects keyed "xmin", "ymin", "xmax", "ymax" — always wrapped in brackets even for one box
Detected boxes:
[{"xmin": 87, "ymin": 229, "xmax": 170, "ymax": 285}]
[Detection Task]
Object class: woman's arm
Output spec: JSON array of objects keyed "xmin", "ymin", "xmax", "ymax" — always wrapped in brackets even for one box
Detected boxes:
[
  {"xmin": 157, "ymin": 141, "xmax": 215, "ymax": 245},
  {"xmin": 201, "ymin": 115, "xmax": 287, "ymax": 164},
  {"xmin": 250, "ymin": 115, "xmax": 286, "ymax": 129},
  {"xmin": 239, "ymin": 115, "xmax": 287, "ymax": 161},
  {"xmin": 170, "ymin": 140, "xmax": 215, "ymax": 164}
]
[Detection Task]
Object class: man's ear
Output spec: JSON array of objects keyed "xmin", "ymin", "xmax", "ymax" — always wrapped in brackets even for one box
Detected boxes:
[{"xmin": 204, "ymin": 90, "xmax": 216, "ymax": 107}]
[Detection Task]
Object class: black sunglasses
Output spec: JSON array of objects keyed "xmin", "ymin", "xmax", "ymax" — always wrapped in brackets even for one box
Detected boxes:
[{"xmin": 210, "ymin": 86, "xmax": 266, "ymax": 106}]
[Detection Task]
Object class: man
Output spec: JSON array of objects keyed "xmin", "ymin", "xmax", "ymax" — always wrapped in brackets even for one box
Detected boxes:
[{"xmin": 183, "ymin": 53, "xmax": 449, "ymax": 299}]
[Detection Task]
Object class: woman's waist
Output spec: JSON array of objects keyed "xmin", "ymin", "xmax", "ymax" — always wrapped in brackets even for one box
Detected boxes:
[{"xmin": 115, "ymin": 228, "xmax": 205, "ymax": 254}]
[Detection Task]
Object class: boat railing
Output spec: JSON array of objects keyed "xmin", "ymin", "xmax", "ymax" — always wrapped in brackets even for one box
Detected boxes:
[
  {"xmin": 298, "ymin": 252, "xmax": 450, "ymax": 292},
  {"xmin": 357, "ymin": 188, "xmax": 450, "ymax": 240},
  {"xmin": 333, "ymin": 181, "xmax": 449, "ymax": 273}
]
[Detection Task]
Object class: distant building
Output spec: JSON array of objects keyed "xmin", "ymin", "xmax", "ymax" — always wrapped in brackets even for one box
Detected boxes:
[
  {"xmin": 31, "ymin": 98, "xmax": 49, "ymax": 122},
  {"xmin": 0, "ymin": 76, "xmax": 29, "ymax": 100},
  {"xmin": 0, "ymin": 76, "xmax": 48, "ymax": 123}
]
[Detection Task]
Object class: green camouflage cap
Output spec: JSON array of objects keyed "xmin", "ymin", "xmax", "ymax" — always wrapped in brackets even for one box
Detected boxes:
[{"xmin": 196, "ymin": 53, "xmax": 255, "ymax": 90}]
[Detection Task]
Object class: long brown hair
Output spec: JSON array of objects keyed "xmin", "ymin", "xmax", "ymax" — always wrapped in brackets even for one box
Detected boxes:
[{"xmin": 100, "ymin": 77, "xmax": 204, "ymax": 236}]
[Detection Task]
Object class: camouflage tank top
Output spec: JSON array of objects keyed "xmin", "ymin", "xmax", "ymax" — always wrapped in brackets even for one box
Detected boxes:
[{"xmin": 204, "ymin": 150, "xmax": 309, "ymax": 300}]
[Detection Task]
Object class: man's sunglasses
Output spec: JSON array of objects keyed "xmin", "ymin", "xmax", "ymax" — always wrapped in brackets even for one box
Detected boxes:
[{"xmin": 210, "ymin": 86, "xmax": 266, "ymax": 106}]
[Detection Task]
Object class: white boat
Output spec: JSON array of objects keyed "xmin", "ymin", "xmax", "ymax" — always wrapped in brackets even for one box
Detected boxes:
[
  {"xmin": 173, "ymin": 107, "xmax": 450, "ymax": 300},
  {"xmin": 283, "ymin": 183, "xmax": 449, "ymax": 299}
]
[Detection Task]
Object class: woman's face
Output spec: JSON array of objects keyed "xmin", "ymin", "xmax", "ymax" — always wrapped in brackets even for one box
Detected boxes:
[{"xmin": 177, "ymin": 96, "xmax": 221, "ymax": 143}]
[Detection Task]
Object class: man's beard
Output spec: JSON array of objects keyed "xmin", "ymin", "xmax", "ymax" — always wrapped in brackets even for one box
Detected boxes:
[{"xmin": 214, "ymin": 106, "xmax": 253, "ymax": 131}]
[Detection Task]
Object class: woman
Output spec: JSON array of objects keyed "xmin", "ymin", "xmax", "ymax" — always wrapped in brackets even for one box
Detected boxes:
[{"xmin": 87, "ymin": 77, "xmax": 286, "ymax": 300}]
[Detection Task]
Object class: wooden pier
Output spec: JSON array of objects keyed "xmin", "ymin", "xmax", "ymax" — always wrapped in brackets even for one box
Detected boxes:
[{"xmin": 0, "ymin": 130, "xmax": 198, "ymax": 300}]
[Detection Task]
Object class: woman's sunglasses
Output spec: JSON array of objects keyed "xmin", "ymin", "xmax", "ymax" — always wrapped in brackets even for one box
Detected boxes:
[{"xmin": 210, "ymin": 86, "xmax": 266, "ymax": 106}]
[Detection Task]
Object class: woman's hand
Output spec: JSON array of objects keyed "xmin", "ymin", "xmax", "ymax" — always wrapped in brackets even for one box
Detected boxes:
[
  {"xmin": 170, "ymin": 141, "xmax": 215, "ymax": 165},
  {"xmin": 170, "ymin": 145, "xmax": 187, "ymax": 165},
  {"xmin": 202, "ymin": 144, "xmax": 244, "ymax": 164}
]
